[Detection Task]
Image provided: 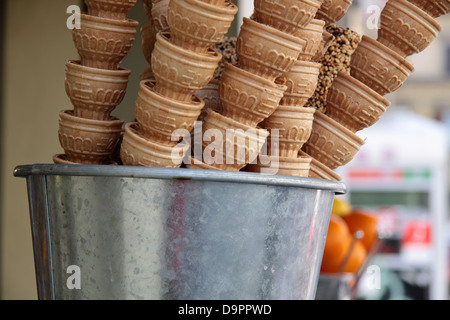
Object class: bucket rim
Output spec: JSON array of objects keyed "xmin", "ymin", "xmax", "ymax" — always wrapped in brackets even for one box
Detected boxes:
[{"xmin": 13, "ymin": 164, "xmax": 346, "ymax": 194}]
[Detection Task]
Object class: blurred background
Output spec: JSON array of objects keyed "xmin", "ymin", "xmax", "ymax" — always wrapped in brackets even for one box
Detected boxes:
[
  {"xmin": 0, "ymin": 0, "xmax": 448, "ymax": 299},
  {"xmin": 336, "ymin": 0, "xmax": 450, "ymax": 300}
]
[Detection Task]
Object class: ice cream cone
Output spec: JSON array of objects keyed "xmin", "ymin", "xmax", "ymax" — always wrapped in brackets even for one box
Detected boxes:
[
  {"xmin": 151, "ymin": 0, "xmax": 171, "ymax": 33},
  {"xmin": 295, "ymin": 19, "xmax": 325, "ymax": 61},
  {"xmin": 260, "ymin": 105, "xmax": 316, "ymax": 158},
  {"xmin": 301, "ymin": 111, "xmax": 365, "ymax": 170},
  {"xmin": 53, "ymin": 153, "xmax": 118, "ymax": 165},
  {"xmin": 407, "ymin": 0, "xmax": 450, "ymax": 18},
  {"xmin": 315, "ymin": 0, "xmax": 353, "ymax": 26},
  {"xmin": 85, "ymin": 0, "xmax": 137, "ymax": 20},
  {"xmin": 220, "ymin": 63, "xmax": 287, "ymax": 127},
  {"xmin": 151, "ymin": 32, "xmax": 222, "ymax": 102},
  {"xmin": 140, "ymin": 66, "xmax": 155, "ymax": 80},
  {"xmin": 195, "ymin": 79, "xmax": 222, "ymax": 122},
  {"xmin": 254, "ymin": 0, "xmax": 323, "ymax": 35},
  {"xmin": 58, "ymin": 110, "xmax": 124, "ymax": 164},
  {"xmin": 72, "ymin": 13, "xmax": 138, "ymax": 70},
  {"xmin": 236, "ymin": 17, "xmax": 306, "ymax": 82},
  {"xmin": 198, "ymin": 0, "xmax": 229, "ymax": 6},
  {"xmin": 299, "ymin": 150, "xmax": 342, "ymax": 180},
  {"xmin": 281, "ymin": 60, "xmax": 321, "ymax": 107},
  {"xmin": 141, "ymin": 21, "xmax": 157, "ymax": 65},
  {"xmin": 65, "ymin": 60, "xmax": 131, "ymax": 121},
  {"xmin": 378, "ymin": 0, "xmax": 442, "ymax": 57},
  {"xmin": 185, "ymin": 156, "xmax": 221, "ymax": 170},
  {"xmin": 53, "ymin": 154, "xmax": 81, "ymax": 165},
  {"xmin": 311, "ymin": 29, "xmax": 334, "ymax": 62},
  {"xmin": 112, "ymin": 129, "xmax": 124, "ymax": 165},
  {"xmin": 247, "ymin": 154, "xmax": 312, "ymax": 177},
  {"xmin": 350, "ymin": 35, "xmax": 415, "ymax": 96},
  {"xmin": 167, "ymin": 0, "xmax": 238, "ymax": 54},
  {"xmin": 326, "ymin": 71, "xmax": 390, "ymax": 132},
  {"xmin": 203, "ymin": 155, "xmax": 247, "ymax": 171},
  {"xmin": 201, "ymin": 110, "xmax": 270, "ymax": 171},
  {"xmin": 135, "ymin": 80, "xmax": 205, "ymax": 146},
  {"xmin": 120, "ymin": 122, "xmax": 189, "ymax": 167}
]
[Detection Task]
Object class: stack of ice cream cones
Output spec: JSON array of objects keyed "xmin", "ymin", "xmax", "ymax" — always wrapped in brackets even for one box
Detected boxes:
[
  {"xmin": 284, "ymin": 0, "xmax": 357, "ymax": 180},
  {"xmin": 190, "ymin": 0, "xmax": 325, "ymax": 173},
  {"xmin": 54, "ymin": 0, "xmax": 446, "ymax": 178},
  {"xmin": 140, "ymin": 0, "xmax": 171, "ymax": 81},
  {"xmin": 301, "ymin": 0, "xmax": 443, "ymax": 180},
  {"xmin": 378, "ymin": 0, "xmax": 444, "ymax": 57},
  {"xmin": 239, "ymin": 0, "xmax": 325, "ymax": 177},
  {"xmin": 192, "ymin": 36, "xmax": 240, "ymax": 124},
  {"xmin": 140, "ymin": 0, "xmax": 156, "ymax": 80},
  {"xmin": 55, "ymin": 0, "xmax": 139, "ymax": 165},
  {"xmin": 315, "ymin": 0, "xmax": 353, "ymax": 27},
  {"xmin": 121, "ymin": 0, "xmax": 238, "ymax": 168},
  {"xmin": 305, "ymin": 25, "xmax": 361, "ymax": 113},
  {"xmin": 408, "ymin": 0, "xmax": 450, "ymax": 18}
]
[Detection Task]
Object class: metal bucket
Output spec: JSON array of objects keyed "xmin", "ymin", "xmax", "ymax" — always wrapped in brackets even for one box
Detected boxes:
[{"xmin": 14, "ymin": 164, "xmax": 346, "ymax": 300}]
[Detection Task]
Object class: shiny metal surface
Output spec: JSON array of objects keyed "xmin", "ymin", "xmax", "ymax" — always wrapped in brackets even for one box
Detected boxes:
[
  {"xmin": 315, "ymin": 274, "xmax": 355, "ymax": 300},
  {"xmin": 15, "ymin": 164, "xmax": 346, "ymax": 300}
]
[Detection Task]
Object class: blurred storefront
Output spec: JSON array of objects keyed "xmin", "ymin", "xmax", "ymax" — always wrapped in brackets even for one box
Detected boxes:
[
  {"xmin": 337, "ymin": 108, "xmax": 449, "ymax": 300},
  {"xmin": 335, "ymin": 0, "xmax": 450, "ymax": 300}
]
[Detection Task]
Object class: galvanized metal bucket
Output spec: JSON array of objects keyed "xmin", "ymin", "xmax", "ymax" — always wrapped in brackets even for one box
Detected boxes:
[{"xmin": 14, "ymin": 164, "xmax": 346, "ymax": 300}]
